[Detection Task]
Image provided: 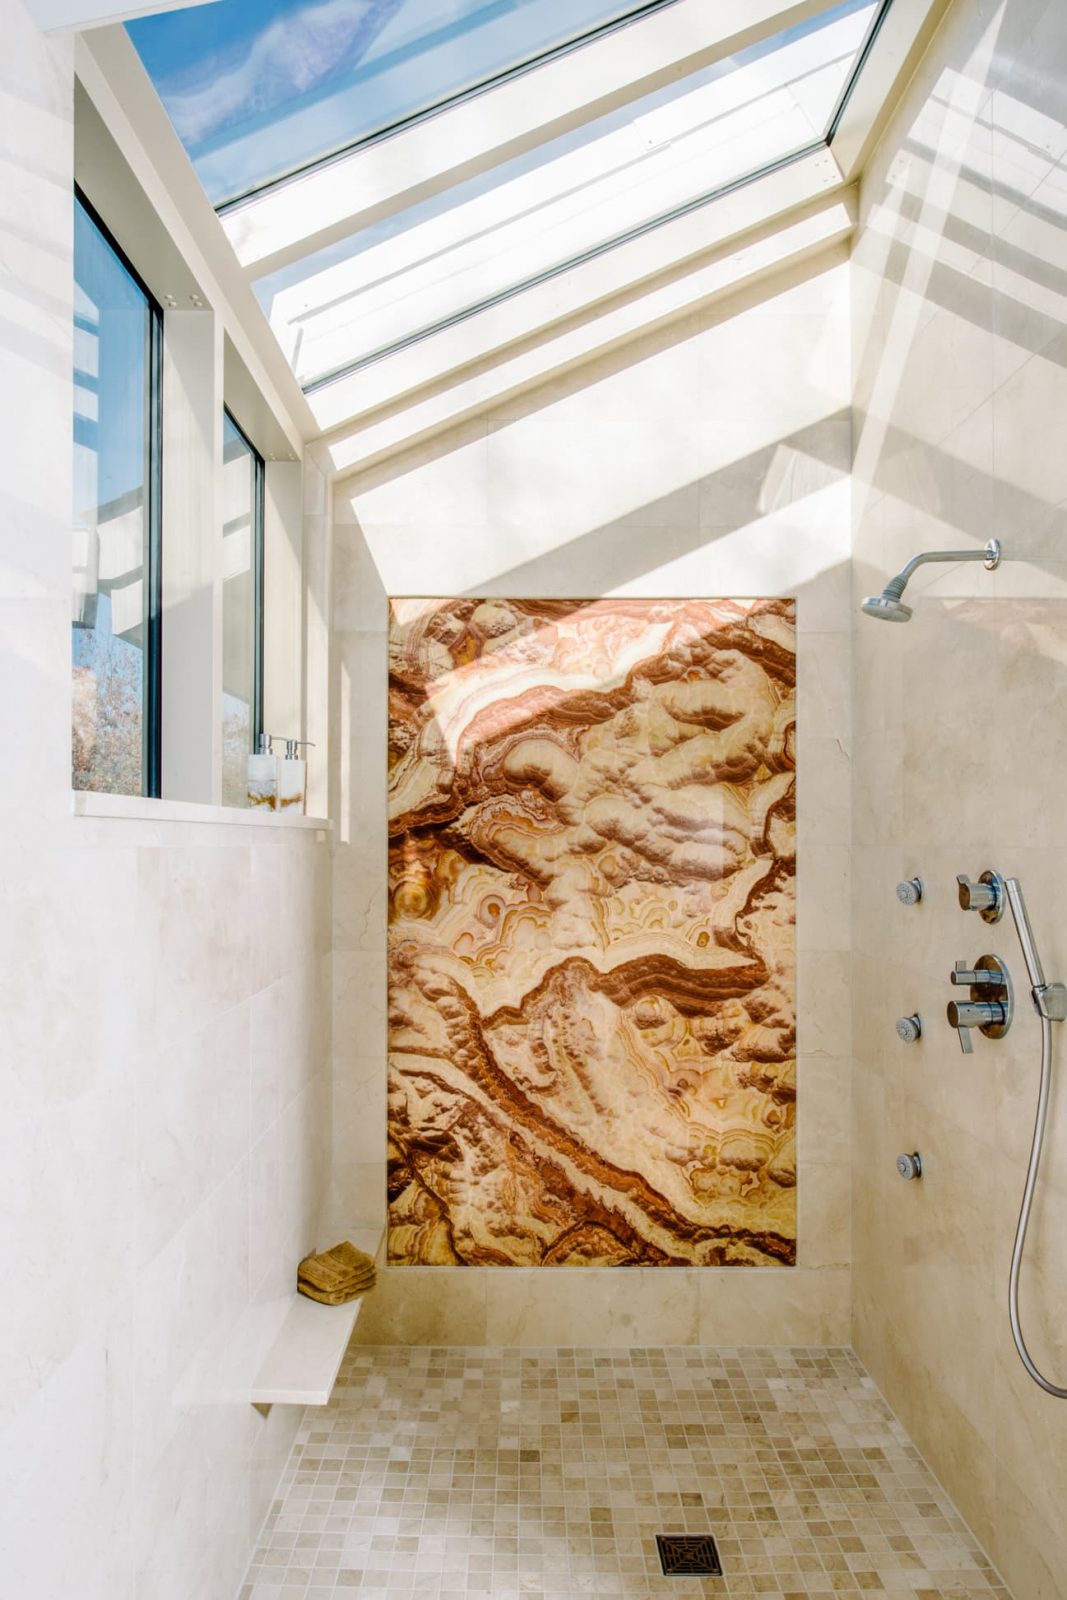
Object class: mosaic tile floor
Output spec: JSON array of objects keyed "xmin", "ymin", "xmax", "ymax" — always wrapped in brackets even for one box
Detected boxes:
[{"xmin": 241, "ymin": 1346, "xmax": 1010, "ymax": 1600}]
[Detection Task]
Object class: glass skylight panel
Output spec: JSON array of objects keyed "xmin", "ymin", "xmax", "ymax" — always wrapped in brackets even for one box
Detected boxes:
[
  {"xmin": 126, "ymin": 0, "xmax": 671, "ymax": 206},
  {"xmin": 254, "ymin": 0, "xmax": 879, "ymax": 387}
]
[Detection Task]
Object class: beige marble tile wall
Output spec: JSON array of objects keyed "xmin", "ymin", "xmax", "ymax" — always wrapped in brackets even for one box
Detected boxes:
[
  {"xmin": 331, "ymin": 255, "xmax": 854, "ymax": 1346},
  {"xmin": 851, "ymin": 1, "xmax": 1067, "ymax": 1595},
  {"xmin": 0, "ymin": 3, "xmax": 332, "ymax": 1595}
]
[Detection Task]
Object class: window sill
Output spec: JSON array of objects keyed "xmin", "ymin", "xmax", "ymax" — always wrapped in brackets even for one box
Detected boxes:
[{"xmin": 71, "ymin": 791, "xmax": 331, "ymax": 831}]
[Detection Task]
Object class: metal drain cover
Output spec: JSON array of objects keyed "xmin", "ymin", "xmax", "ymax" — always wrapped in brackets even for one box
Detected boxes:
[{"xmin": 655, "ymin": 1534, "xmax": 724, "ymax": 1576}]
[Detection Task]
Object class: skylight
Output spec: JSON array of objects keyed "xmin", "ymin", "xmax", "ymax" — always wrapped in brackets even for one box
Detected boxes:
[
  {"xmin": 254, "ymin": 0, "xmax": 881, "ymax": 388},
  {"xmin": 126, "ymin": 0, "xmax": 686, "ymax": 207},
  {"xmin": 116, "ymin": 0, "xmax": 916, "ymax": 440}
]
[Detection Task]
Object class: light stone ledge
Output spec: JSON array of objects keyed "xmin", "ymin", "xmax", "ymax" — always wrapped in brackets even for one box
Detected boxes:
[
  {"xmin": 72, "ymin": 790, "xmax": 331, "ymax": 831},
  {"xmin": 178, "ymin": 1225, "xmax": 385, "ymax": 1409}
]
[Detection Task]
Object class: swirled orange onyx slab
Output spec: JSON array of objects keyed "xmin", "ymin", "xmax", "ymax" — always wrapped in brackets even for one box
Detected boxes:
[{"xmin": 387, "ymin": 598, "xmax": 796, "ymax": 1267}]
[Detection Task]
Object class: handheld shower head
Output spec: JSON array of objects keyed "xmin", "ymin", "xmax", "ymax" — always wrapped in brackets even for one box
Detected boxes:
[{"xmin": 860, "ymin": 539, "xmax": 1001, "ymax": 623}]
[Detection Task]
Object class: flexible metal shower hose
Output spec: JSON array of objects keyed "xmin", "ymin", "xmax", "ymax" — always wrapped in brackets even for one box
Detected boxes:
[
  {"xmin": 1004, "ymin": 877, "xmax": 1067, "ymax": 1399},
  {"xmin": 1008, "ymin": 1008, "xmax": 1067, "ymax": 1398}
]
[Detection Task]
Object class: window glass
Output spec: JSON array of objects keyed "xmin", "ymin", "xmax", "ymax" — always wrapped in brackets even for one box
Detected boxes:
[
  {"xmin": 222, "ymin": 412, "xmax": 263, "ymax": 807},
  {"xmin": 127, "ymin": 0, "xmax": 667, "ymax": 206},
  {"xmin": 255, "ymin": 0, "xmax": 880, "ymax": 385},
  {"xmin": 72, "ymin": 198, "xmax": 157, "ymax": 795}
]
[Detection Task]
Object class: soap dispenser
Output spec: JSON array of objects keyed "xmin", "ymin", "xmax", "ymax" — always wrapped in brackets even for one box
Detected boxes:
[
  {"xmin": 278, "ymin": 738, "xmax": 314, "ymax": 814},
  {"xmin": 247, "ymin": 733, "xmax": 278, "ymax": 810}
]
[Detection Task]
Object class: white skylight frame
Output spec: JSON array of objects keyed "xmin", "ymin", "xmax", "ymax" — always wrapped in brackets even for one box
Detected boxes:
[
  {"xmin": 29, "ymin": 0, "xmax": 216, "ymax": 31},
  {"xmin": 268, "ymin": 1, "xmax": 878, "ymax": 393},
  {"xmin": 311, "ymin": 152, "xmax": 852, "ymax": 437},
  {"xmin": 221, "ymin": 0, "xmax": 860, "ymax": 278},
  {"xmin": 828, "ymin": 0, "xmax": 952, "ymax": 176},
  {"xmin": 78, "ymin": 0, "xmax": 952, "ymax": 462}
]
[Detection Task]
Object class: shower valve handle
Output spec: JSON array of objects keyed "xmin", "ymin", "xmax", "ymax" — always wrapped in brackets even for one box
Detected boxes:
[
  {"xmin": 945, "ymin": 952, "xmax": 1014, "ymax": 1054},
  {"xmin": 957, "ymin": 871, "xmax": 1005, "ymax": 923},
  {"xmin": 947, "ymin": 999, "xmax": 1007, "ymax": 1053},
  {"xmin": 951, "ymin": 963, "xmax": 1002, "ymax": 986}
]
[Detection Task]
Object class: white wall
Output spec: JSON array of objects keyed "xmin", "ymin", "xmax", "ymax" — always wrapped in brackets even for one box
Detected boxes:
[
  {"xmin": 331, "ymin": 252, "xmax": 855, "ymax": 1345},
  {"xmin": 852, "ymin": 1, "xmax": 1067, "ymax": 1594},
  {"xmin": 0, "ymin": 3, "xmax": 332, "ymax": 1596}
]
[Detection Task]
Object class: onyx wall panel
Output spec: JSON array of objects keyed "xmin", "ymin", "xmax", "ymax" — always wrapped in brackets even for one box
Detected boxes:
[{"xmin": 387, "ymin": 598, "xmax": 796, "ymax": 1266}]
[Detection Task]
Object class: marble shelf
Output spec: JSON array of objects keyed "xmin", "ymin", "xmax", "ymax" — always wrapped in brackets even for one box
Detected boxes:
[{"xmin": 249, "ymin": 1226, "xmax": 384, "ymax": 1406}]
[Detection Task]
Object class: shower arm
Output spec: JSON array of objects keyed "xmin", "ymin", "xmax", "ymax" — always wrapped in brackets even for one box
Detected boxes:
[{"xmin": 882, "ymin": 543, "xmax": 999, "ymax": 599}]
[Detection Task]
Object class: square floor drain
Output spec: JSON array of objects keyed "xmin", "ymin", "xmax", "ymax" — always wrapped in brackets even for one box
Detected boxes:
[{"xmin": 655, "ymin": 1534, "xmax": 724, "ymax": 1577}]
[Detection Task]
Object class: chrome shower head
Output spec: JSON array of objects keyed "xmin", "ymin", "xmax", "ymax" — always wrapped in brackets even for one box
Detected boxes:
[
  {"xmin": 861, "ymin": 592, "xmax": 913, "ymax": 622},
  {"xmin": 860, "ymin": 539, "xmax": 1001, "ymax": 623}
]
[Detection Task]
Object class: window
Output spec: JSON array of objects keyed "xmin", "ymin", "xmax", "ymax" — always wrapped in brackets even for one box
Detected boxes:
[
  {"xmin": 72, "ymin": 192, "xmax": 162, "ymax": 796},
  {"xmin": 221, "ymin": 410, "xmax": 265, "ymax": 808},
  {"xmin": 126, "ymin": 0, "xmax": 676, "ymax": 206}
]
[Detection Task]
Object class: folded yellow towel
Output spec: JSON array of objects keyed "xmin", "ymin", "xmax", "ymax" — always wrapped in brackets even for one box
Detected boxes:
[{"xmin": 297, "ymin": 1240, "xmax": 377, "ymax": 1305}]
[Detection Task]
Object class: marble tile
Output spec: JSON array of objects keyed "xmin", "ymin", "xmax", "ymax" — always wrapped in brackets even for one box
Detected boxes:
[
  {"xmin": 352, "ymin": 1270, "xmax": 488, "ymax": 1345},
  {"xmin": 243, "ymin": 1345, "xmax": 1006, "ymax": 1599},
  {"xmin": 387, "ymin": 598, "xmax": 796, "ymax": 1268},
  {"xmin": 698, "ymin": 1265, "xmax": 850, "ymax": 1345},
  {"xmin": 353, "ymin": 417, "xmax": 491, "ymax": 540},
  {"xmin": 483, "ymin": 1268, "xmax": 699, "ymax": 1347},
  {"xmin": 135, "ymin": 1405, "xmax": 251, "ymax": 1600},
  {"xmin": 795, "ymin": 629, "xmax": 851, "ymax": 741},
  {"xmin": 795, "ymin": 845, "xmax": 850, "ymax": 952},
  {"xmin": 332, "ymin": 525, "xmax": 390, "ymax": 635},
  {"xmin": 695, "ymin": 309, "xmax": 850, "ymax": 433},
  {"xmin": 0, "ymin": 601, "xmax": 73, "ymax": 812},
  {"xmin": 334, "ymin": 950, "xmax": 388, "ymax": 1058},
  {"xmin": 325, "ymin": 1159, "xmax": 388, "ymax": 1237},
  {"xmin": 992, "ymin": 1460, "xmax": 1067, "ymax": 1600},
  {"xmin": 0, "ymin": 840, "xmax": 140, "ymax": 1109},
  {"xmin": 796, "ymin": 1161, "xmax": 851, "ymax": 1270},
  {"xmin": 696, "ymin": 414, "xmax": 850, "ymax": 531},
  {"xmin": 135, "ymin": 843, "xmax": 256, "ymax": 1037},
  {"xmin": 334, "ymin": 1054, "xmax": 388, "ymax": 1168},
  {"xmin": 795, "ymin": 1057, "xmax": 851, "ymax": 1170},
  {"xmin": 794, "ymin": 737, "xmax": 850, "ymax": 850},
  {"xmin": 796, "ymin": 952, "xmax": 852, "ymax": 1058},
  {"xmin": 332, "ymin": 828, "xmax": 389, "ymax": 954},
  {"xmin": 0, "ymin": 1307, "xmax": 136, "ymax": 1600},
  {"xmin": 249, "ymin": 972, "xmax": 319, "ymax": 1146},
  {"xmin": 0, "ymin": 1085, "xmax": 137, "ymax": 1417},
  {"xmin": 135, "ymin": 1001, "xmax": 251, "ymax": 1269},
  {"xmin": 133, "ymin": 1164, "xmax": 249, "ymax": 1475},
  {"xmin": 486, "ymin": 361, "xmax": 704, "ymax": 539}
]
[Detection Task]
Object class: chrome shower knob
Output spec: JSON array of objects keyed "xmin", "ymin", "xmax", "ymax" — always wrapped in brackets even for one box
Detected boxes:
[
  {"xmin": 896, "ymin": 878, "xmax": 923, "ymax": 906},
  {"xmin": 946, "ymin": 952, "xmax": 1013, "ymax": 1053},
  {"xmin": 957, "ymin": 870, "xmax": 1005, "ymax": 923},
  {"xmin": 896, "ymin": 1014, "xmax": 922, "ymax": 1044},
  {"xmin": 896, "ymin": 1152, "xmax": 922, "ymax": 1181}
]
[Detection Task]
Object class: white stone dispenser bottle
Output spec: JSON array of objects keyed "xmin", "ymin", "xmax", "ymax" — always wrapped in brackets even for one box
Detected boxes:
[
  {"xmin": 278, "ymin": 738, "xmax": 313, "ymax": 813},
  {"xmin": 247, "ymin": 733, "xmax": 278, "ymax": 809}
]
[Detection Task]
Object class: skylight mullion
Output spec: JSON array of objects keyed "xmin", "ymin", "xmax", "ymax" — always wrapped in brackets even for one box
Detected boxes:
[
  {"xmin": 255, "ymin": 0, "xmax": 875, "ymax": 390},
  {"xmin": 308, "ymin": 152, "xmax": 853, "ymax": 443},
  {"xmin": 221, "ymin": 0, "xmax": 848, "ymax": 279},
  {"xmin": 829, "ymin": 0, "xmax": 947, "ymax": 175}
]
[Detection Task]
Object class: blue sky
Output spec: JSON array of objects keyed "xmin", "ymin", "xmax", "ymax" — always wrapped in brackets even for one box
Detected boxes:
[{"xmin": 127, "ymin": 0, "xmax": 881, "ymax": 205}]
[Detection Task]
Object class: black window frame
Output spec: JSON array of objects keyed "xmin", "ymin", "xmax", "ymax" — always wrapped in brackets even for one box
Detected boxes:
[
  {"xmin": 222, "ymin": 406, "xmax": 266, "ymax": 770},
  {"xmin": 73, "ymin": 184, "xmax": 164, "ymax": 798}
]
